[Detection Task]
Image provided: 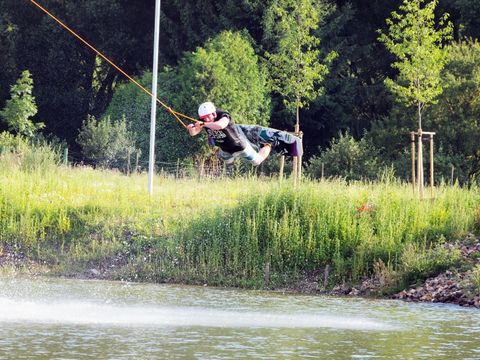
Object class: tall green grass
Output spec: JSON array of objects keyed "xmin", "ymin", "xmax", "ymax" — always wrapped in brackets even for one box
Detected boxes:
[
  {"xmin": 1, "ymin": 161, "xmax": 479, "ymax": 289},
  {"xmin": 171, "ymin": 180, "xmax": 478, "ymax": 287}
]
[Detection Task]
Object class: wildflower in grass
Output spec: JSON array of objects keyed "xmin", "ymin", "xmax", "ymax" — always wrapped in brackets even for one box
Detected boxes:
[{"xmin": 357, "ymin": 203, "xmax": 374, "ymax": 213}]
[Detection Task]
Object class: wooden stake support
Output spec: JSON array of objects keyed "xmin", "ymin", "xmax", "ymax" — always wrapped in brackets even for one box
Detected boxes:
[
  {"xmin": 410, "ymin": 129, "xmax": 435, "ymax": 198},
  {"xmin": 277, "ymin": 128, "xmax": 303, "ymax": 185},
  {"xmin": 291, "ymin": 124, "xmax": 303, "ymax": 186}
]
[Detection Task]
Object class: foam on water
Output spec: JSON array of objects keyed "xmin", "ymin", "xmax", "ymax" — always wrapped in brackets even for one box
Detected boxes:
[{"xmin": 0, "ymin": 297, "xmax": 397, "ymax": 330}]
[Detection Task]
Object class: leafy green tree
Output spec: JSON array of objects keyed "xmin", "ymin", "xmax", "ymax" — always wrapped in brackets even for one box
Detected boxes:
[
  {"xmin": 76, "ymin": 114, "xmax": 138, "ymax": 169},
  {"xmin": 105, "ymin": 30, "xmax": 271, "ymax": 165},
  {"xmin": 378, "ymin": 0, "xmax": 453, "ymax": 131},
  {"xmin": 0, "ymin": 70, "xmax": 44, "ymax": 138},
  {"xmin": 183, "ymin": 30, "xmax": 271, "ymax": 125},
  {"xmin": 366, "ymin": 39, "xmax": 480, "ymax": 183},
  {"xmin": 263, "ymin": 0, "xmax": 336, "ymax": 131},
  {"xmin": 428, "ymin": 39, "xmax": 480, "ymax": 182}
]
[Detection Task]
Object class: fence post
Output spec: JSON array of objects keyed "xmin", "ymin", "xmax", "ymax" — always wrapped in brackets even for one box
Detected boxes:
[
  {"xmin": 278, "ymin": 155, "xmax": 285, "ymax": 180},
  {"xmin": 292, "ymin": 124, "xmax": 302, "ymax": 184},
  {"xmin": 199, "ymin": 157, "xmax": 205, "ymax": 179},
  {"xmin": 450, "ymin": 165, "xmax": 454, "ymax": 186},
  {"xmin": 63, "ymin": 148, "xmax": 69, "ymax": 166},
  {"xmin": 135, "ymin": 151, "xmax": 140, "ymax": 173},
  {"xmin": 126, "ymin": 148, "xmax": 131, "ymax": 175}
]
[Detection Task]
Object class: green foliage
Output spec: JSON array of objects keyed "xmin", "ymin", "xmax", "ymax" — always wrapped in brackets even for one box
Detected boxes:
[
  {"xmin": 181, "ymin": 30, "xmax": 271, "ymax": 126},
  {"xmin": 0, "ymin": 131, "xmax": 60, "ymax": 173},
  {"xmin": 0, "ymin": 70, "xmax": 44, "ymax": 138},
  {"xmin": 76, "ymin": 115, "xmax": 138, "ymax": 170},
  {"xmin": 263, "ymin": 0, "xmax": 336, "ymax": 115},
  {"xmin": 2, "ymin": 0, "xmax": 480, "ymax": 176},
  {"xmin": 306, "ymin": 132, "xmax": 382, "ymax": 180},
  {"xmin": 378, "ymin": 0, "xmax": 453, "ymax": 129},
  {"xmin": 105, "ymin": 31, "xmax": 271, "ymax": 164},
  {"xmin": 368, "ymin": 39, "xmax": 480, "ymax": 183},
  {"xmin": 399, "ymin": 242, "xmax": 462, "ymax": 286},
  {"xmin": 428, "ymin": 39, "xmax": 480, "ymax": 182},
  {"xmin": 307, "ymin": 3, "xmax": 384, "ymax": 141}
]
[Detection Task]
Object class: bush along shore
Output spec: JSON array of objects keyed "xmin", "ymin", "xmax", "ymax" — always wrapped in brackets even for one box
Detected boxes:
[{"xmin": 1, "ymin": 165, "xmax": 479, "ymax": 308}]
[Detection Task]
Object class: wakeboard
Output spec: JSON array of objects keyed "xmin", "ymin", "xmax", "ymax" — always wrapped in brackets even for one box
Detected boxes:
[{"xmin": 238, "ymin": 125, "xmax": 303, "ymax": 158}]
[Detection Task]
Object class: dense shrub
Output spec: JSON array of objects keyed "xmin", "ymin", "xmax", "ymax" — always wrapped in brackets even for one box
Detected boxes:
[
  {"xmin": 306, "ymin": 132, "xmax": 383, "ymax": 180},
  {"xmin": 76, "ymin": 115, "xmax": 139, "ymax": 171}
]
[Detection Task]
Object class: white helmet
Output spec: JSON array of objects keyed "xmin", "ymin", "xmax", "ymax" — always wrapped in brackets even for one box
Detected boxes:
[{"xmin": 198, "ymin": 102, "xmax": 216, "ymax": 119}]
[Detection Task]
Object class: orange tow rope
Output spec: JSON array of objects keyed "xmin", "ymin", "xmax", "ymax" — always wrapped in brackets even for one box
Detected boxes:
[{"xmin": 29, "ymin": 0, "xmax": 200, "ymax": 128}]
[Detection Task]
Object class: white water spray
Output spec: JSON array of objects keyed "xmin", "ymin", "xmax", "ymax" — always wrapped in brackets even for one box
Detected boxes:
[{"xmin": 0, "ymin": 297, "xmax": 396, "ymax": 330}]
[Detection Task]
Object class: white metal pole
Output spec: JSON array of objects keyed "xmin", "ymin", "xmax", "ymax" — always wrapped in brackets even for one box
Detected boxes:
[{"xmin": 148, "ymin": 0, "xmax": 161, "ymax": 194}]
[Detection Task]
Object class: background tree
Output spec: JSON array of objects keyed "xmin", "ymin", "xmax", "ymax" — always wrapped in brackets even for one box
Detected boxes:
[
  {"xmin": 0, "ymin": 70, "xmax": 44, "ymax": 138},
  {"xmin": 105, "ymin": 31, "xmax": 271, "ymax": 166},
  {"xmin": 162, "ymin": 0, "xmax": 268, "ymax": 62},
  {"xmin": 0, "ymin": 4, "xmax": 18, "ymax": 116},
  {"xmin": 300, "ymin": 1, "xmax": 398, "ymax": 156},
  {"xmin": 442, "ymin": 0, "xmax": 480, "ymax": 39},
  {"xmin": 378, "ymin": 0, "xmax": 453, "ymax": 193},
  {"xmin": 263, "ymin": 0, "xmax": 336, "ymax": 133},
  {"xmin": 378, "ymin": 0, "xmax": 453, "ymax": 131},
  {"xmin": 429, "ymin": 39, "xmax": 480, "ymax": 182},
  {"xmin": 1, "ymin": 0, "xmax": 155, "ymax": 151},
  {"xmin": 1, "ymin": 0, "xmax": 480, "ymax": 179}
]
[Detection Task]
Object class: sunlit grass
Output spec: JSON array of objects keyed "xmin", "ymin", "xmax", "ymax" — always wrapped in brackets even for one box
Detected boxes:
[
  {"xmin": 1, "ymin": 164, "xmax": 479, "ymax": 289},
  {"xmin": 0, "ymin": 166, "xmax": 270, "ymax": 255}
]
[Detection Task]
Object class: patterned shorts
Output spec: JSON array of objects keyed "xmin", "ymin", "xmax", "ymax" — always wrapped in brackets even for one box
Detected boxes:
[
  {"xmin": 239, "ymin": 125, "xmax": 303, "ymax": 157},
  {"xmin": 218, "ymin": 141, "xmax": 261, "ymax": 165}
]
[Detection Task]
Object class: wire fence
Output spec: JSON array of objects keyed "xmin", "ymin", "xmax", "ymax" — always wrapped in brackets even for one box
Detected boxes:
[{"xmin": 66, "ymin": 151, "xmax": 273, "ymax": 179}]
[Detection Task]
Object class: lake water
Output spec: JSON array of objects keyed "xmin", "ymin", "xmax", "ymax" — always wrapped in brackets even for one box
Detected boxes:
[{"xmin": 0, "ymin": 276, "xmax": 479, "ymax": 359}]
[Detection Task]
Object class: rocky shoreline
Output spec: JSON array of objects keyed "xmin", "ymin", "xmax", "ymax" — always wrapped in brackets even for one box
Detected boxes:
[
  {"xmin": 393, "ymin": 270, "xmax": 480, "ymax": 307},
  {"xmin": 327, "ymin": 239, "xmax": 480, "ymax": 308}
]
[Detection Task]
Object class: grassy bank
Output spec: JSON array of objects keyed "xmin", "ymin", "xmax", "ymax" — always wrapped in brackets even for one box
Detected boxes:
[{"xmin": 1, "ymin": 165, "xmax": 479, "ymax": 293}]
